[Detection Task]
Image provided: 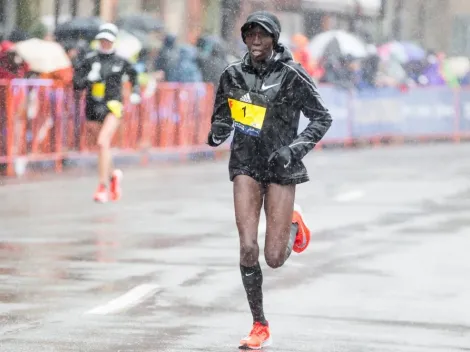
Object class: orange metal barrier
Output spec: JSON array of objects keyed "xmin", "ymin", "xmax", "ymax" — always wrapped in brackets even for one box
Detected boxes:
[{"xmin": 0, "ymin": 80, "xmax": 216, "ymax": 177}]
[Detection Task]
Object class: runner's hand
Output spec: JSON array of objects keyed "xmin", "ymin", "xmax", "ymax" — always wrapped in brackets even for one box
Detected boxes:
[
  {"xmin": 211, "ymin": 121, "xmax": 233, "ymax": 139},
  {"xmin": 207, "ymin": 121, "xmax": 233, "ymax": 146},
  {"xmin": 268, "ymin": 146, "xmax": 293, "ymax": 169},
  {"xmin": 129, "ymin": 93, "xmax": 141, "ymax": 105}
]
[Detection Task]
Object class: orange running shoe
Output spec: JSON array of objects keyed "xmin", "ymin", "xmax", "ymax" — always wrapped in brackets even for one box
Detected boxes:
[
  {"xmin": 93, "ymin": 184, "xmax": 108, "ymax": 203},
  {"xmin": 239, "ymin": 322, "xmax": 272, "ymax": 350},
  {"xmin": 110, "ymin": 169, "xmax": 123, "ymax": 201},
  {"xmin": 292, "ymin": 204, "xmax": 311, "ymax": 253}
]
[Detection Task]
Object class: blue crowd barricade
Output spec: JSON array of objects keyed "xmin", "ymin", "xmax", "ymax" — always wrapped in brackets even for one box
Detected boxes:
[
  {"xmin": 298, "ymin": 86, "xmax": 351, "ymax": 145},
  {"xmin": 459, "ymin": 88, "xmax": 470, "ymax": 134},
  {"xmin": 310, "ymin": 85, "xmax": 465, "ymax": 145},
  {"xmin": 351, "ymin": 87, "xmax": 403, "ymax": 139},
  {"xmin": 401, "ymin": 87, "xmax": 456, "ymax": 138},
  {"xmin": 318, "ymin": 86, "xmax": 351, "ymax": 144}
]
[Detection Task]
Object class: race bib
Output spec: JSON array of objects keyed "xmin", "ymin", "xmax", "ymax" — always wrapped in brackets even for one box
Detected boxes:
[
  {"xmin": 228, "ymin": 92, "xmax": 267, "ymax": 137},
  {"xmin": 91, "ymin": 82, "xmax": 105, "ymax": 100}
]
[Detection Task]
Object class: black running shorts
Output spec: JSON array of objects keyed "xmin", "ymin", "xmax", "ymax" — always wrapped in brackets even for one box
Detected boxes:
[{"xmin": 86, "ymin": 100, "xmax": 123, "ymax": 123}]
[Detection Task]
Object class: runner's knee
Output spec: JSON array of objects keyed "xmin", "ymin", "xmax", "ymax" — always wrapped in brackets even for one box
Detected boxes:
[
  {"xmin": 264, "ymin": 249, "xmax": 285, "ymax": 269},
  {"xmin": 97, "ymin": 133, "xmax": 111, "ymax": 148}
]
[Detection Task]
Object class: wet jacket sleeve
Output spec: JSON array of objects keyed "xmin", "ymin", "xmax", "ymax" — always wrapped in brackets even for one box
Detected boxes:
[
  {"xmin": 124, "ymin": 60, "xmax": 140, "ymax": 95},
  {"xmin": 73, "ymin": 56, "xmax": 91, "ymax": 91},
  {"xmin": 289, "ymin": 66, "xmax": 332, "ymax": 160},
  {"xmin": 207, "ymin": 71, "xmax": 233, "ymax": 146}
]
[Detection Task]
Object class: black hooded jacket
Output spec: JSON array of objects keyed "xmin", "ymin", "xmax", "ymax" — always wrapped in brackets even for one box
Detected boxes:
[
  {"xmin": 73, "ymin": 50, "xmax": 139, "ymax": 104},
  {"xmin": 209, "ymin": 44, "xmax": 332, "ymax": 184}
]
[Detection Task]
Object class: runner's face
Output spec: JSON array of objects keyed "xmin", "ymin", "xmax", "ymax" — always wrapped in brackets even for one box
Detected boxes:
[
  {"xmin": 99, "ymin": 39, "xmax": 113, "ymax": 51},
  {"xmin": 245, "ymin": 24, "xmax": 273, "ymax": 62}
]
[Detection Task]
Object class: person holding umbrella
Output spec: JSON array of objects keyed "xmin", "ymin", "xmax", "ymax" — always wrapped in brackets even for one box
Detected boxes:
[{"xmin": 73, "ymin": 23, "xmax": 141, "ymax": 203}]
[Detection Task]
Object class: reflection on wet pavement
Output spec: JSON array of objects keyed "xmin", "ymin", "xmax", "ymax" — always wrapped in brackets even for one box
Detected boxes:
[{"xmin": 1, "ymin": 144, "xmax": 470, "ymax": 351}]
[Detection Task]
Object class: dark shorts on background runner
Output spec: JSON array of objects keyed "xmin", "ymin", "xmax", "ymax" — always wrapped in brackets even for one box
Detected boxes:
[
  {"xmin": 85, "ymin": 100, "xmax": 124, "ymax": 123},
  {"xmin": 86, "ymin": 102, "xmax": 109, "ymax": 123}
]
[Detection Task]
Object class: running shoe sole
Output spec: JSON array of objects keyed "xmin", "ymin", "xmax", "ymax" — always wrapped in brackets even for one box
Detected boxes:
[{"xmin": 239, "ymin": 337, "xmax": 273, "ymax": 350}]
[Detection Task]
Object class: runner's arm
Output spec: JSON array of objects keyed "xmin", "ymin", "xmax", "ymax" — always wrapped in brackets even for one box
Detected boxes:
[
  {"xmin": 210, "ymin": 71, "xmax": 232, "ymax": 126},
  {"xmin": 73, "ymin": 56, "xmax": 92, "ymax": 91},
  {"xmin": 207, "ymin": 71, "xmax": 233, "ymax": 146},
  {"xmin": 289, "ymin": 67, "xmax": 332, "ymax": 160},
  {"xmin": 124, "ymin": 60, "xmax": 140, "ymax": 95}
]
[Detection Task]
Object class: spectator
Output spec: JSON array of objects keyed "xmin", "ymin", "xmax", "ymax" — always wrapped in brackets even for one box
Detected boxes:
[
  {"xmin": 0, "ymin": 41, "xmax": 30, "ymax": 80},
  {"xmin": 197, "ymin": 41, "xmax": 228, "ymax": 85},
  {"xmin": 173, "ymin": 45, "xmax": 202, "ymax": 83},
  {"xmin": 291, "ymin": 33, "xmax": 314, "ymax": 76},
  {"xmin": 7, "ymin": 28, "xmax": 30, "ymax": 43},
  {"xmin": 62, "ymin": 41, "xmax": 81, "ymax": 70},
  {"xmin": 154, "ymin": 34, "xmax": 179, "ymax": 82},
  {"xmin": 360, "ymin": 54, "xmax": 380, "ymax": 88}
]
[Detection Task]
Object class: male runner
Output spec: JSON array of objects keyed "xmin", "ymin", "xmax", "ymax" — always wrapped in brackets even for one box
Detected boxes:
[
  {"xmin": 207, "ymin": 11, "xmax": 332, "ymax": 349},
  {"xmin": 73, "ymin": 23, "xmax": 141, "ymax": 202}
]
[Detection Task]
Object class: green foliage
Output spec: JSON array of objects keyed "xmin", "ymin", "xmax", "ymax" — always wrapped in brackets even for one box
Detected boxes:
[
  {"xmin": 16, "ymin": 0, "xmax": 39, "ymax": 32},
  {"xmin": 29, "ymin": 22, "xmax": 48, "ymax": 39}
]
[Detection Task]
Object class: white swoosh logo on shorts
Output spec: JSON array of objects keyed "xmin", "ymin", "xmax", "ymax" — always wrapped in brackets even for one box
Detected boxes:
[{"xmin": 261, "ymin": 83, "xmax": 280, "ymax": 91}]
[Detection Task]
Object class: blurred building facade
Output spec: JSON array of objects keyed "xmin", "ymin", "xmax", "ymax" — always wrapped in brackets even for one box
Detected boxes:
[
  {"xmin": 43, "ymin": 0, "xmax": 205, "ymax": 45},
  {"xmin": 382, "ymin": 0, "xmax": 470, "ymax": 55},
  {"xmin": 3, "ymin": 0, "xmax": 470, "ymax": 56},
  {"xmin": 214, "ymin": 0, "xmax": 381, "ymax": 46},
  {"xmin": 0, "ymin": 0, "xmax": 16, "ymax": 35},
  {"xmin": 1, "ymin": 0, "xmax": 380, "ymax": 44},
  {"xmin": 0, "ymin": 0, "xmax": 384, "ymax": 44},
  {"xmin": 0, "ymin": 0, "xmax": 197, "ymax": 43}
]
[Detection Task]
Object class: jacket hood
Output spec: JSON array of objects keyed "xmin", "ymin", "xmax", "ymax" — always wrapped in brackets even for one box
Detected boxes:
[{"xmin": 241, "ymin": 11, "xmax": 281, "ymax": 46}]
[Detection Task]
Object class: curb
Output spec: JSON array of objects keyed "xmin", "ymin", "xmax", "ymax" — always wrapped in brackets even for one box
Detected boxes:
[{"xmin": 2, "ymin": 146, "xmax": 231, "ymax": 179}]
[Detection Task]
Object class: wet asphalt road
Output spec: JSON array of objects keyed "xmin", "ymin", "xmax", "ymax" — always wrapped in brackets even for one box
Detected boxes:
[{"xmin": 1, "ymin": 143, "xmax": 470, "ymax": 352}]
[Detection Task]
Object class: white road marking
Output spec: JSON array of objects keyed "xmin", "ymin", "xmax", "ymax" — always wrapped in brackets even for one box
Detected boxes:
[
  {"xmin": 334, "ymin": 190, "xmax": 364, "ymax": 202},
  {"xmin": 85, "ymin": 284, "xmax": 160, "ymax": 315}
]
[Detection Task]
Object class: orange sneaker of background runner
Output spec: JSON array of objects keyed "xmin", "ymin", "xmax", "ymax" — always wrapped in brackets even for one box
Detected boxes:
[
  {"xmin": 93, "ymin": 184, "xmax": 108, "ymax": 203},
  {"xmin": 109, "ymin": 170, "xmax": 123, "ymax": 201}
]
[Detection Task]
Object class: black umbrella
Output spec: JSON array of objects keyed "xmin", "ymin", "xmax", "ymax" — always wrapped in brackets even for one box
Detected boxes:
[
  {"xmin": 8, "ymin": 28, "xmax": 31, "ymax": 43},
  {"xmin": 116, "ymin": 15, "xmax": 164, "ymax": 33},
  {"xmin": 55, "ymin": 16, "xmax": 104, "ymax": 42}
]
